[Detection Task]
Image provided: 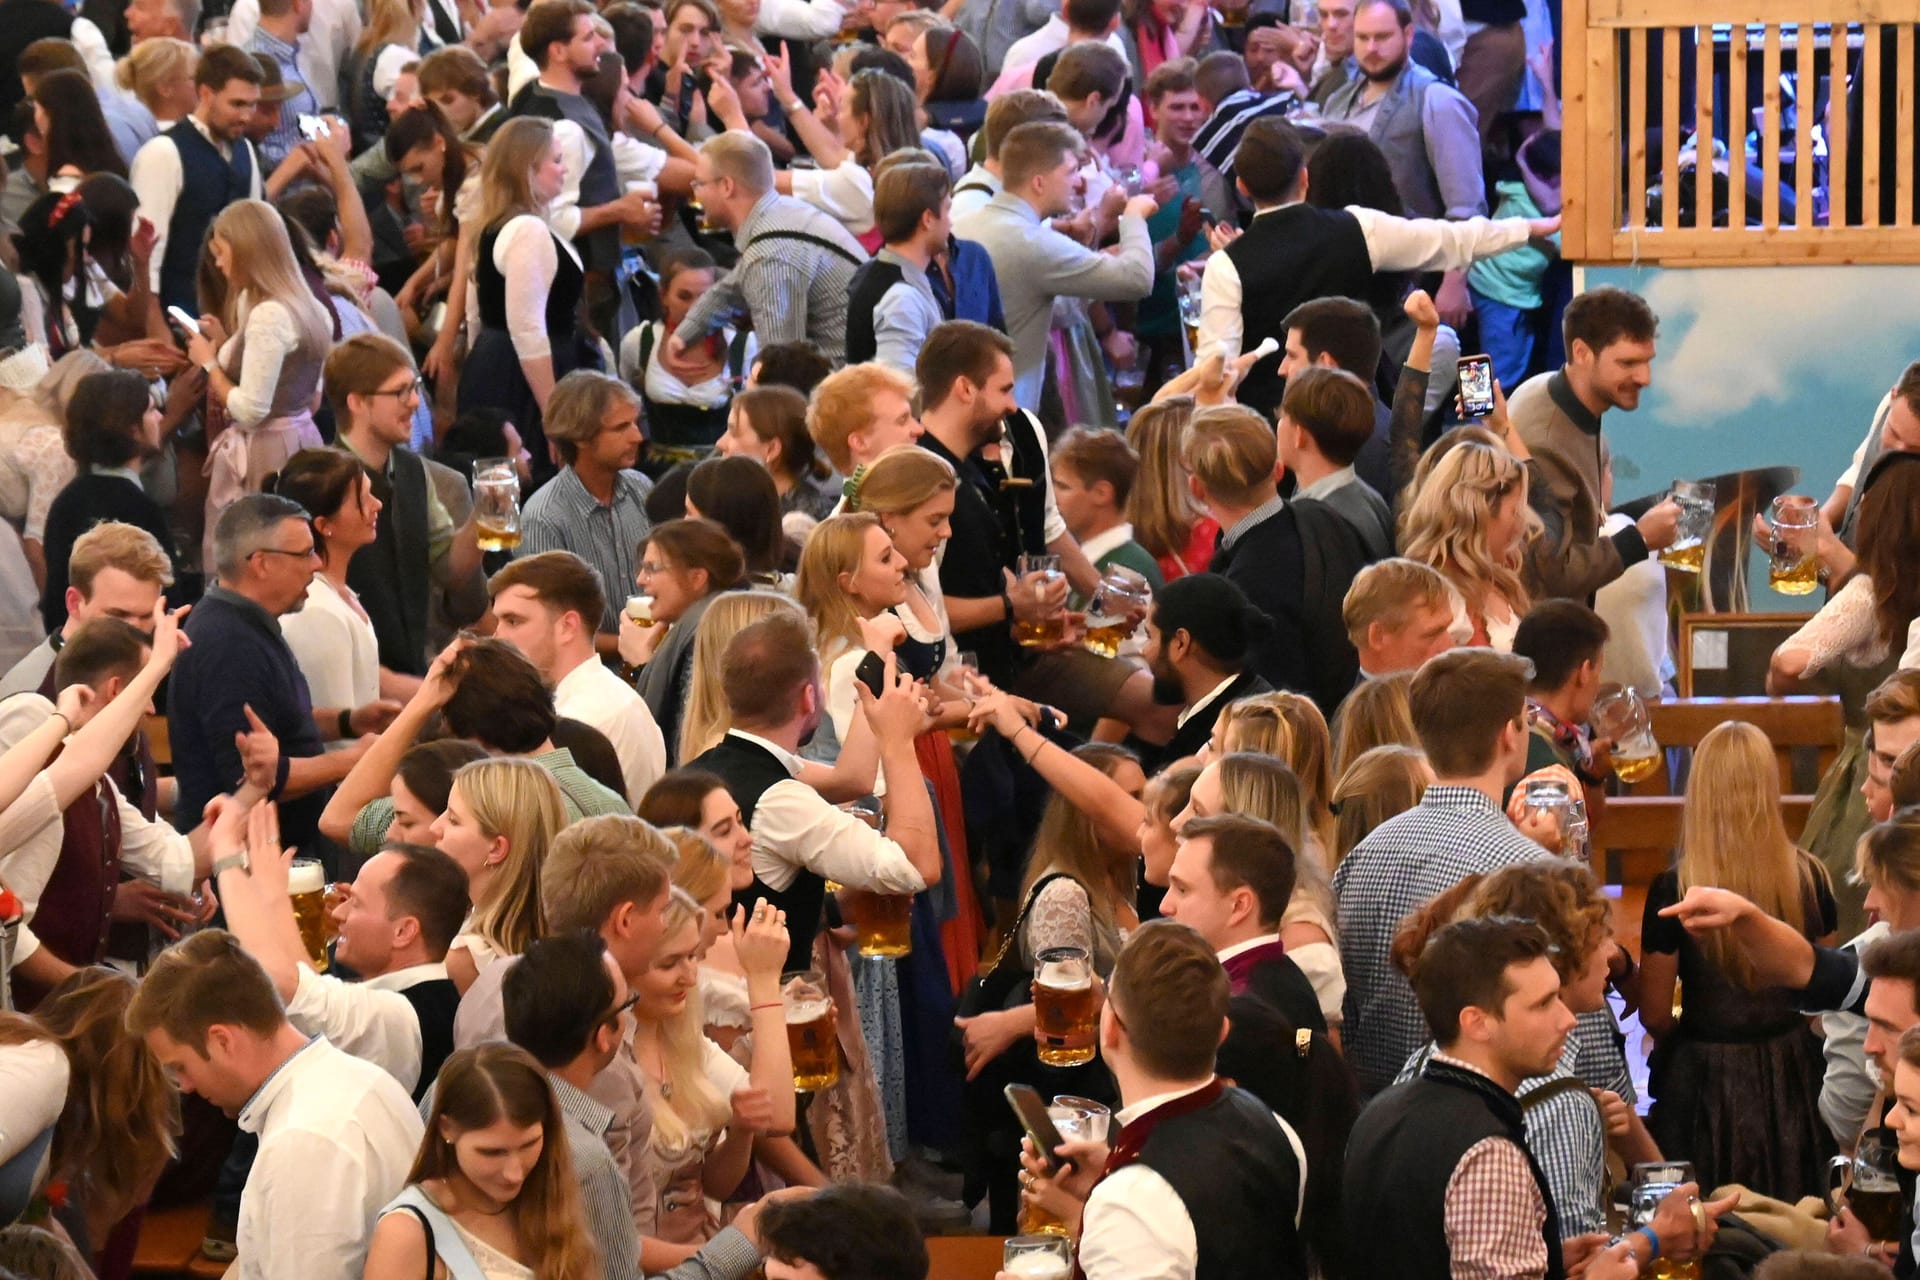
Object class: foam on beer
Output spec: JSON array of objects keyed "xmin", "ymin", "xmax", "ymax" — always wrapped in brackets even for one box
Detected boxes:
[
  {"xmin": 784, "ymin": 998, "xmax": 831, "ymax": 1024},
  {"xmin": 1036, "ymin": 957, "xmax": 1092, "ymax": 990},
  {"xmin": 287, "ymin": 862, "xmax": 326, "ymax": 895},
  {"xmin": 1005, "ymin": 1253, "xmax": 1071, "ymax": 1280}
]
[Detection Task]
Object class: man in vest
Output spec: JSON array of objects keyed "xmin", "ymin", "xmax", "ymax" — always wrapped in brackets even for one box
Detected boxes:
[
  {"xmin": 214, "ymin": 829, "xmax": 468, "ymax": 1101},
  {"xmin": 846, "ymin": 163, "xmax": 954, "ymax": 372},
  {"xmin": 1346, "ymin": 916, "xmax": 1723, "ymax": 1279},
  {"xmin": 687, "ymin": 611, "xmax": 941, "ymax": 970},
  {"xmin": 1197, "ymin": 116, "xmax": 1550, "ymax": 420},
  {"xmin": 511, "ymin": 0, "xmax": 661, "ymax": 343},
  {"xmin": 1014, "ymin": 920, "xmax": 1309, "ymax": 1280},
  {"xmin": 327, "ymin": 334, "xmax": 486, "ymax": 677},
  {"xmin": 1277, "ymin": 364, "xmax": 1395, "ymax": 561},
  {"xmin": 129, "ymin": 45, "xmax": 265, "ymax": 315}
]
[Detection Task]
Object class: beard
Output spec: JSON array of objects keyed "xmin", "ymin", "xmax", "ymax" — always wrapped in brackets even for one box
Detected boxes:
[
  {"xmin": 1361, "ymin": 51, "xmax": 1408, "ymax": 83},
  {"xmin": 1149, "ymin": 662, "xmax": 1186, "ymax": 707}
]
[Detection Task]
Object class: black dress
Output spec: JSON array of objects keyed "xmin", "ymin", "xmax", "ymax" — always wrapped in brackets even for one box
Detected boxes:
[
  {"xmin": 1642, "ymin": 859, "xmax": 1839, "ymax": 1201},
  {"xmin": 458, "ymin": 217, "xmax": 597, "ymax": 490}
]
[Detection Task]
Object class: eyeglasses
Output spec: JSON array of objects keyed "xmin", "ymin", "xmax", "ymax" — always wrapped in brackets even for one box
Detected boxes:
[
  {"xmin": 636, "ymin": 561, "xmax": 674, "ymax": 576},
  {"xmin": 602, "ymin": 990, "xmax": 640, "ymax": 1028},
  {"xmin": 366, "ymin": 377, "xmax": 426, "ymax": 400},
  {"xmin": 253, "ymin": 545, "xmax": 320, "ymax": 562}
]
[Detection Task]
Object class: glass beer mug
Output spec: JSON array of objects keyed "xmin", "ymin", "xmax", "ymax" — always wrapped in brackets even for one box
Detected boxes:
[
  {"xmin": 1082, "ymin": 566, "xmax": 1152, "ymax": 659},
  {"xmin": 1594, "ymin": 688, "xmax": 1662, "ymax": 786},
  {"xmin": 1003, "ymin": 1235, "xmax": 1073, "ymax": 1280},
  {"xmin": 289, "ymin": 858, "xmax": 331, "ymax": 972},
  {"xmin": 1032, "ymin": 947, "xmax": 1097, "ymax": 1067},
  {"xmin": 1657, "ymin": 479, "xmax": 1716, "ymax": 572},
  {"xmin": 1521, "ymin": 777, "xmax": 1574, "ymax": 854},
  {"xmin": 1629, "ymin": 1161, "xmax": 1701, "ymax": 1280},
  {"xmin": 781, "ymin": 970, "xmax": 839, "ymax": 1092},
  {"xmin": 472, "ymin": 458, "xmax": 522, "ymax": 552},
  {"xmin": 1766, "ymin": 495, "xmax": 1821, "ymax": 596},
  {"xmin": 1013, "ymin": 554, "xmax": 1066, "ymax": 648},
  {"xmin": 1830, "ymin": 1132, "xmax": 1910, "ymax": 1249}
]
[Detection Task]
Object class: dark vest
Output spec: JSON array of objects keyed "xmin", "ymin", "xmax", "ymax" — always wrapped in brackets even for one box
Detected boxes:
[
  {"xmin": 509, "ymin": 87, "xmax": 620, "ymax": 274},
  {"xmin": 1222, "ymin": 204, "xmax": 1373, "ymax": 420},
  {"xmin": 1291, "ymin": 496, "xmax": 1374, "ymax": 716},
  {"xmin": 688, "ymin": 734, "xmax": 825, "ymax": 970},
  {"xmin": 844, "ymin": 257, "xmax": 953, "ymax": 367},
  {"xmin": 345, "ymin": 446, "xmax": 433, "ymax": 676},
  {"xmin": 631, "ymin": 323, "xmax": 750, "ymax": 452},
  {"xmin": 1093, "ymin": 1080, "xmax": 1306, "ymax": 1280},
  {"xmin": 476, "ymin": 221, "xmax": 584, "ymax": 339},
  {"xmin": 15, "ymin": 777, "xmax": 122, "ymax": 1011},
  {"xmin": 1344, "ymin": 1058, "xmax": 1566, "ymax": 1280},
  {"xmin": 397, "ymin": 976, "xmax": 461, "ymax": 1102},
  {"xmin": 158, "ymin": 119, "xmax": 255, "ymax": 315}
]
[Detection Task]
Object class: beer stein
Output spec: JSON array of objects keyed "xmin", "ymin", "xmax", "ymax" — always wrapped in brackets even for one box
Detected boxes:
[
  {"xmin": 1766, "ymin": 495, "xmax": 1821, "ymax": 596},
  {"xmin": 1629, "ymin": 1161, "xmax": 1701, "ymax": 1280},
  {"xmin": 1521, "ymin": 777, "xmax": 1573, "ymax": 853},
  {"xmin": 1082, "ymin": 566, "xmax": 1152, "ymax": 659},
  {"xmin": 1004, "ymin": 1235, "xmax": 1073, "ymax": 1280},
  {"xmin": 1033, "ymin": 947, "xmax": 1098, "ymax": 1067},
  {"xmin": 1657, "ymin": 479, "xmax": 1716, "ymax": 572},
  {"xmin": 289, "ymin": 859, "xmax": 331, "ymax": 972},
  {"xmin": 1014, "ymin": 554, "xmax": 1067, "ymax": 648},
  {"xmin": 1594, "ymin": 688, "xmax": 1661, "ymax": 785},
  {"xmin": 781, "ymin": 970, "xmax": 839, "ymax": 1092},
  {"xmin": 472, "ymin": 459, "xmax": 522, "ymax": 552},
  {"xmin": 1830, "ymin": 1132, "xmax": 1910, "ymax": 1247}
]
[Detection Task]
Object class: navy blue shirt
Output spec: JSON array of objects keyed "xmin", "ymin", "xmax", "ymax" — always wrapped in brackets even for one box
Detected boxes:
[
  {"xmin": 932, "ymin": 236, "xmax": 1006, "ymax": 331},
  {"xmin": 168, "ymin": 587, "xmax": 330, "ymax": 854}
]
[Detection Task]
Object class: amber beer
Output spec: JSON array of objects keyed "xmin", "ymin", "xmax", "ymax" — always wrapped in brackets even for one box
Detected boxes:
[
  {"xmin": 1612, "ymin": 730, "xmax": 1662, "ymax": 785},
  {"xmin": 625, "ymin": 595, "xmax": 656, "ymax": 627},
  {"xmin": 848, "ymin": 891, "xmax": 912, "ymax": 958},
  {"xmin": 782, "ymin": 970, "xmax": 839, "ymax": 1092},
  {"xmin": 1081, "ymin": 620, "xmax": 1130, "ymax": 659},
  {"xmin": 1770, "ymin": 555, "xmax": 1820, "ymax": 595},
  {"xmin": 289, "ymin": 859, "xmax": 330, "ymax": 972},
  {"xmin": 473, "ymin": 460, "xmax": 521, "ymax": 552},
  {"xmin": 475, "ymin": 516, "xmax": 521, "ymax": 552},
  {"xmin": 1014, "ymin": 617, "xmax": 1067, "ymax": 648},
  {"xmin": 1033, "ymin": 947, "xmax": 1097, "ymax": 1067}
]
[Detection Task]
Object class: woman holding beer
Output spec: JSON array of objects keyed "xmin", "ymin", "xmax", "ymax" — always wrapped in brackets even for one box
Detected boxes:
[
  {"xmin": 621, "ymin": 518, "xmax": 750, "ymax": 766},
  {"xmin": 628, "ymin": 891, "xmax": 796, "ymax": 1266},
  {"xmin": 365, "ymin": 1044, "xmax": 600, "ymax": 1280},
  {"xmin": 1640, "ymin": 722, "xmax": 1839, "ymax": 1201},
  {"xmin": 431, "ymin": 758, "xmax": 568, "ymax": 994}
]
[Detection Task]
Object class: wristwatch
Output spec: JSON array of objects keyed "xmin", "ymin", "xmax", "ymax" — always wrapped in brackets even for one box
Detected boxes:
[{"xmin": 211, "ymin": 851, "xmax": 250, "ymax": 878}]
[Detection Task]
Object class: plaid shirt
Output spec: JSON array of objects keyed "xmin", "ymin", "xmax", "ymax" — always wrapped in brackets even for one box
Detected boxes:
[
  {"xmin": 244, "ymin": 26, "xmax": 320, "ymax": 170},
  {"xmin": 1334, "ymin": 785, "xmax": 1547, "ymax": 1094},
  {"xmin": 674, "ymin": 191, "xmax": 866, "ymax": 366},
  {"xmin": 519, "ymin": 465, "xmax": 655, "ymax": 634},
  {"xmin": 1401, "ymin": 1040, "xmax": 1609, "ymax": 1239}
]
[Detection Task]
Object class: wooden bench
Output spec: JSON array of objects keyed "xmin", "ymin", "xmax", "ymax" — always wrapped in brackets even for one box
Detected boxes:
[
  {"xmin": 142, "ymin": 713, "xmax": 171, "ymax": 772},
  {"xmin": 927, "ymin": 1235, "xmax": 1007, "ymax": 1280},
  {"xmin": 1594, "ymin": 792, "xmax": 1818, "ymax": 888},
  {"xmin": 130, "ymin": 1202, "xmax": 226, "ymax": 1278}
]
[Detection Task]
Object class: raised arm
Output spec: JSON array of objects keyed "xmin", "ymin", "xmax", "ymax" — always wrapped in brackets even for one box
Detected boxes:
[
  {"xmin": 212, "ymin": 799, "xmax": 310, "ymax": 1002},
  {"xmin": 317, "ymin": 638, "xmax": 467, "ymax": 843},
  {"xmin": 861, "ymin": 655, "xmax": 942, "ymax": 886},
  {"xmin": 968, "ymin": 692, "xmax": 1145, "ymax": 853}
]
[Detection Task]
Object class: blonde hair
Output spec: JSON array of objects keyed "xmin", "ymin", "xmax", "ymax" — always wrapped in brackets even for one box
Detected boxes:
[
  {"xmin": 1679, "ymin": 722, "xmax": 1827, "ymax": 988},
  {"xmin": 456, "ymin": 759, "xmax": 569, "ymax": 959},
  {"xmin": 1224, "ymin": 692, "xmax": 1335, "ymax": 856},
  {"xmin": 795, "ymin": 513, "xmax": 885, "ymax": 658},
  {"xmin": 643, "ymin": 891, "xmax": 731, "ymax": 1157},
  {"xmin": 1342, "ymin": 557, "xmax": 1452, "ymax": 650},
  {"xmin": 1213, "ymin": 753, "xmax": 1336, "ymax": 935},
  {"xmin": 1180, "ymin": 405, "xmax": 1276, "ymax": 509},
  {"xmin": 663, "ymin": 828, "xmax": 729, "ymax": 905},
  {"xmin": 807, "ymin": 364, "xmax": 916, "ymax": 474},
  {"xmin": 479, "ymin": 117, "xmax": 556, "ymax": 233},
  {"xmin": 678, "ymin": 591, "xmax": 806, "ymax": 761},
  {"xmin": 358, "ymin": 0, "xmax": 423, "ymax": 55},
  {"xmin": 1399, "ymin": 441, "xmax": 1538, "ymax": 630},
  {"xmin": 1332, "ymin": 671, "xmax": 1417, "ymax": 776},
  {"xmin": 116, "ymin": 38, "xmax": 198, "ymax": 113},
  {"xmin": 1021, "ymin": 744, "xmax": 1140, "ymax": 960},
  {"xmin": 1331, "ymin": 744, "xmax": 1428, "ymax": 867},
  {"xmin": 846, "ymin": 443, "xmax": 956, "ymax": 516},
  {"xmin": 1219, "ymin": 696, "xmax": 1293, "ymax": 759},
  {"xmin": 68, "ymin": 520, "xmax": 174, "ymax": 594},
  {"xmin": 1126, "ymin": 396, "xmax": 1201, "ymax": 565},
  {"xmin": 209, "ymin": 200, "xmax": 333, "ymax": 366}
]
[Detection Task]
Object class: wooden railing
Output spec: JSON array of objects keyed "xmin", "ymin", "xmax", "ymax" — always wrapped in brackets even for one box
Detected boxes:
[{"xmin": 1562, "ymin": 0, "xmax": 1920, "ymax": 263}]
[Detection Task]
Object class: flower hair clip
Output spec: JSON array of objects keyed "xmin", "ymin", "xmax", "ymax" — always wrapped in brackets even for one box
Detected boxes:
[{"xmin": 49, "ymin": 190, "xmax": 84, "ymax": 229}]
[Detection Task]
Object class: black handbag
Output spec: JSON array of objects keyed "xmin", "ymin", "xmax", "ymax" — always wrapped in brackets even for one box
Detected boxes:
[{"xmin": 952, "ymin": 872, "xmax": 1073, "ymax": 1033}]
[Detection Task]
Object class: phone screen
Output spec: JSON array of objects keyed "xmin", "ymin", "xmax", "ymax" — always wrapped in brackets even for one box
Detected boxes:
[{"xmin": 1458, "ymin": 355, "xmax": 1495, "ymax": 418}]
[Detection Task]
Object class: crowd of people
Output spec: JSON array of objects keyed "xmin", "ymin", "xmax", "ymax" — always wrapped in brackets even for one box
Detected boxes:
[{"xmin": 0, "ymin": 0, "xmax": 1917, "ymax": 1276}]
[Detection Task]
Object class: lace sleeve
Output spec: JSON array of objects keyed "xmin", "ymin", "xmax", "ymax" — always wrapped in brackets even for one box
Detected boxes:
[
  {"xmin": 1778, "ymin": 575, "xmax": 1885, "ymax": 674},
  {"xmin": 16, "ymin": 426, "xmax": 73, "ymax": 542},
  {"xmin": 1020, "ymin": 877, "xmax": 1094, "ymax": 968}
]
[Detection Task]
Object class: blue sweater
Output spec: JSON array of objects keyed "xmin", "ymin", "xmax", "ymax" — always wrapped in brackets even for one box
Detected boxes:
[{"xmin": 168, "ymin": 587, "xmax": 330, "ymax": 855}]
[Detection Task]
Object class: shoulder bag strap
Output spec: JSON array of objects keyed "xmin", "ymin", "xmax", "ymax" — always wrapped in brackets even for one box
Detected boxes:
[{"xmin": 981, "ymin": 871, "xmax": 1076, "ymax": 978}]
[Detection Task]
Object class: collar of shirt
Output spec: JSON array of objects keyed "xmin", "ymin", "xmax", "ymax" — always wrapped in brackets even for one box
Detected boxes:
[
  {"xmin": 876, "ymin": 246, "xmax": 933, "ymax": 289},
  {"xmin": 237, "ymin": 1035, "xmax": 322, "ymax": 1134},
  {"xmin": 1115, "ymin": 1077, "xmax": 1218, "ymax": 1128},
  {"xmin": 1219, "ymin": 492, "xmax": 1286, "ymax": 549},
  {"xmin": 91, "ymin": 464, "xmax": 145, "ymax": 485},
  {"xmin": 554, "ymin": 464, "xmax": 649, "ymax": 515},
  {"xmin": 249, "ymin": 25, "xmax": 303, "ymax": 64},
  {"xmin": 1547, "ymin": 368, "xmax": 1604, "ymax": 436},
  {"xmin": 187, "ymin": 113, "xmax": 233, "ymax": 158},
  {"xmin": 1298, "ymin": 467, "xmax": 1356, "ymax": 501},
  {"xmin": 1175, "ymin": 672, "xmax": 1240, "ymax": 730},
  {"xmin": 959, "ymin": 164, "xmax": 1001, "ymax": 192},
  {"xmin": 1419, "ymin": 784, "xmax": 1507, "ymax": 819},
  {"xmin": 738, "ymin": 191, "xmax": 784, "ymax": 241},
  {"xmin": 1253, "ymin": 198, "xmax": 1306, "ymax": 219},
  {"xmin": 205, "ymin": 584, "xmax": 282, "ymax": 635},
  {"xmin": 549, "ymin": 1073, "xmax": 616, "ymax": 1138},
  {"xmin": 553, "ymin": 653, "xmax": 611, "ymax": 703},
  {"xmin": 1078, "ymin": 522, "xmax": 1135, "ymax": 565},
  {"xmin": 335, "ymin": 433, "xmax": 395, "ymax": 479},
  {"xmin": 725, "ymin": 728, "xmax": 805, "ymax": 777},
  {"xmin": 363, "ymin": 961, "xmax": 451, "ymax": 992},
  {"xmin": 1429, "ymin": 1049, "xmax": 1507, "ymax": 1091},
  {"xmin": 1215, "ymin": 934, "xmax": 1282, "ymax": 966}
]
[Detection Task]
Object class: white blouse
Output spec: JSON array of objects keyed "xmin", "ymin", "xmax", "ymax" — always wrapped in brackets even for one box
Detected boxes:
[
  {"xmin": 1777, "ymin": 574, "xmax": 1891, "ymax": 676},
  {"xmin": 616, "ymin": 321, "xmax": 755, "ymax": 410},
  {"xmin": 219, "ymin": 296, "xmax": 304, "ymax": 427},
  {"xmin": 789, "ymin": 159, "xmax": 876, "ymax": 236},
  {"xmin": 490, "ymin": 214, "xmax": 581, "ymax": 362},
  {"xmin": 0, "ymin": 421, "xmax": 72, "ymax": 540},
  {"xmin": 279, "ymin": 576, "xmax": 380, "ymax": 734}
]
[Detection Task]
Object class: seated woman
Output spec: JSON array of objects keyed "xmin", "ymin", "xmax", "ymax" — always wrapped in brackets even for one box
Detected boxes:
[
  {"xmin": 620, "ymin": 518, "xmax": 750, "ymax": 763},
  {"xmin": 716, "ymin": 385, "xmax": 838, "ymax": 526},
  {"xmin": 430, "ymin": 757, "xmax": 568, "ymax": 993},
  {"xmin": 37, "ymin": 369, "xmax": 177, "ymax": 630},
  {"xmin": 1399, "ymin": 440, "xmax": 1539, "ymax": 651},
  {"xmin": 367, "ymin": 1043, "xmax": 600, "ymax": 1279},
  {"xmin": 1641, "ymin": 721, "xmax": 1839, "ymax": 1202},
  {"xmin": 628, "ymin": 890, "xmax": 796, "ymax": 1267},
  {"xmin": 686, "ymin": 455, "xmax": 789, "ymax": 584},
  {"xmin": 1126, "ymin": 396, "xmax": 1215, "ymax": 582},
  {"xmin": 619, "ymin": 249, "xmax": 755, "ymax": 471}
]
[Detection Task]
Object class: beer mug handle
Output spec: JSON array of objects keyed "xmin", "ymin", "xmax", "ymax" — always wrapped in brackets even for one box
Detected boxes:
[{"xmin": 1828, "ymin": 1153, "xmax": 1856, "ymax": 1216}]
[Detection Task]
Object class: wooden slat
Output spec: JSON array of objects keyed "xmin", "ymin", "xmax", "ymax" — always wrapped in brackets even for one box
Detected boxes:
[
  {"xmin": 1696, "ymin": 23, "xmax": 1715, "ymax": 229},
  {"xmin": 1796, "ymin": 25, "xmax": 1817, "ymax": 226},
  {"xmin": 1764, "ymin": 24, "xmax": 1785, "ymax": 229},
  {"xmin": 1628, "ymin": 27, "xmax": 1649, "ymax": 231},
  {"xmin": 1585, "ymin": 16, "xmax": 1622, "ymax": 256},
  {"xmin": 1606, "ymin": 225, "xmax": 1920, "ymax": 260},
  {"xmin": 928, "ymin": 1237, "xmax": 1007, "ymax": 1280},
  {"xmin": 1865, "ymin": 22, "xmax": 1883, "ymax": 223},
  {"xmin": 1662, "ymin": 26, "xmax": 1682, "ymax": 231},
  {"xmin": 1562, "ymin": 0, "xmax": 1594, "ymax": 252},
  {"xmin": 1590, "ymin": 0, "xmax": 1920, "ymax": 23},
  {"xmin": 1729, "ymin": 27, "xmax": 1750, "ymax": 227},
  {"xmin": 1830, "ymin": 21, "xmax": 1851, "ymax": 226},
  {"xmin": 1647, "ymin": 696, "xmax": 1845, "ymax": 748},
  {"xmin": 1899, "ymin": 24, "xmax": 1914, "ymax": 225},
  {"xmin": 1594, "ymin": 795, "xmax": 1817, "ymax": 887}
]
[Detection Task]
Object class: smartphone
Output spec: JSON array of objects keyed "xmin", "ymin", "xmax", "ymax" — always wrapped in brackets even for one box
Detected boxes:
[
  {"xmin": 1004, "ymin": 1083, "xmax": 1074, "ymax": 1174},
  {"xmin": 854, "ymin": 651, "xmax": 888, "ymax": 699},
  {"xmin": 297, "ymin": 113, "xmax": 330, "ymax": 141},
  {"xmin": 166, "ymin": 305, "xmax": 201, "ymax": 335},
  {"xmin": 1458, "ymin": 354, "xmax": 1495, "ymax": 419}
]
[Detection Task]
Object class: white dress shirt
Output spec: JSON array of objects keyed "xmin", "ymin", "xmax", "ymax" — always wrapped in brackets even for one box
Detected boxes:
[
  {"xmin": 726, "ymin": 730, "xmax": 928, "ymax": 894},
  {"xmin": 223, "ymin": 0, "xmax": 364, "ymax": 110},
  {"xmin": 0, "ymin": 1039, "xmax": 68, "ymax": 1166},
  {"xmin": 755, "ymin": 0, "xmax": 847, "ymax": 40},
  {"xmin": 1079, "ymin": 1081, "xmax": 1306, "ymax": 1280},
  {"xmin": 1197, "ymin": 201, "xmax": 1534, "ymax": 360},
  {"xmin": 1173, "ymin": 674, "xmax": 1239, "ymax": 732},
  {"xmin": 554, "ymin": 655, "xmax": 667, "ymax": 805},
  {"xmin": 547, "ymin": 115, "xmax": 669, "ymax": 243},
  {"xmin": 129, "ymin": 117, "xmax": 265, "ymax": 291},
  {"xmin": 235, "ymin": 1037, "xmax": 424, "ymax": 1280},
  {"xmin": 280, "ymin": 577, "xmax": 380, "ymax": 732},
  {"xmin": 788, "ymin": 159, "xmax": 876, "ymax": 236},
  {"xmin": 285, "ymin": 961, "xmax": 449, "ymax": 1096}
]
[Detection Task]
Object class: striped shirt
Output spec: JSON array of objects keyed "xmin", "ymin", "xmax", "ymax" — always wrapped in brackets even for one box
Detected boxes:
[
  {"xmin": 518, "ymin": 465, "xmax": 654, "ymax": 634},
  {"xmin": 673, "ymin": 191, "xmax": 867, "ymax": 366},
  {"xmin": 550, "ymin": 1076, "xmax": 644, "ymax": 1280},
  {"xmin": 1334, "ymin": 785, "xmax": 1547, "ymax": 1094},
  {"xmin": 1194, "ymin": 87, "xmax": 1306, "ymax": 186},
  {"xmin": 244, "ymin": 26, "xmax": 321, "ymax": 170}
]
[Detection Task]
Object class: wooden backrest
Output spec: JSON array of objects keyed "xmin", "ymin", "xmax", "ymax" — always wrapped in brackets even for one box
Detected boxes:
[
  {"xmin": 926, "ymin": 1236, "xmax": 1007, "ymax": 1280},
  {"xmin": 143, "ymin": 713, "xmax": 172, "ymax": 771},
  {"xmin": 1627, "ymin": 696, "xmax": 1844, "ymax": 795},
  {"xmin": 1591, "ymin": 794, "xmax": 1817, "ymax": 888}
]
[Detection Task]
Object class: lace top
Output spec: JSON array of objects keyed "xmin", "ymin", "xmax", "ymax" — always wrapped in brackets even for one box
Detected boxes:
[
  {"xmin": 448, "ymin": 1221, "xmax": 534, "ymax": 1280},
  {"xmin": 1776, "ymin": 575, "xmax": 1889, "ymax": 675},
  {"xmin": 1018, "ymin": 873, "xmax": 1128, "ymax": 978}
]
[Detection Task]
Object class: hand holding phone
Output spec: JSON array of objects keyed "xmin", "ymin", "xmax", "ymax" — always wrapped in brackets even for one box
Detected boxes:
[
  {"xmin": 1005, "ymin": 1084, "xmax": 1074, "ymax": 1175},
  {"xmin": 166, "ymin": 306, "xmax": 201, "ymax": 335},
  {"xmin": 1458, "ymin": 354, "xmax": 1495, "ymax": 418}
]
